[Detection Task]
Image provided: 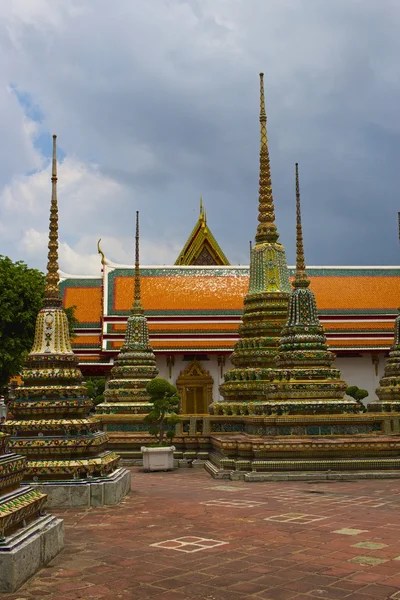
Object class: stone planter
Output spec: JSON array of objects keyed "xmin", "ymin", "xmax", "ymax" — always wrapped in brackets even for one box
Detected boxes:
[{"xmin": 141, "ymin": 446, "xmax": 175, "ymax": 472}]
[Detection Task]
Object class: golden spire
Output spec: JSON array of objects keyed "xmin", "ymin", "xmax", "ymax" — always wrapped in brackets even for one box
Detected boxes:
[
  {"xmin": 200, "ymin": 194, "xmax": 206, "ymax": 227},
  {"xmin": 44, "ymin": 134, "xmax": 61, "ymax": 307},
  {"xmin": 132, "ymin": 210, "xmax": 144, "ymax": 315},
  {"xmin": 294, "ymin": 162, "xmax": 310, "ymax": 289},
  {"xmin": 255, "ymin": 73, "xmax": 279, "ymax": 245}
]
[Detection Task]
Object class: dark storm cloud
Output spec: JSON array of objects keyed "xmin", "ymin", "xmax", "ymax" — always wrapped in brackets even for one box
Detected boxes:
[{"xmin": 1, "ymin": 0, "xmax": 400, "ymax": 270}]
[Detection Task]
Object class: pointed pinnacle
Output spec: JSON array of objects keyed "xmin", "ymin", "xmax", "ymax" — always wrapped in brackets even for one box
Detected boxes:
[
  {"xmin": 294, "ymin": 162, "xmax": 310, "ymax": 289},
  {"xmin": 44, "ymin": 134, "xmax": 61, "ymax": 307},
  {"xmin": 255, "ymin": 73, "xmax": 279, "ymax": 245},
  {"xmin": 132, "ymin": 210, "xmax": 144, "ymax": 315}
]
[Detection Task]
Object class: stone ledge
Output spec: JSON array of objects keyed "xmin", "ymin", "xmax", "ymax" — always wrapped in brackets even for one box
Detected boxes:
[
  {"xmin": 244, "ymin": 470, "xmax": 400, "ymax": 482},
  {"xmin": 0, "ymin": 514, "xmax": 64, "ymax": 593},
  {"xmin": 28, "ymin": 467, "xmax": 131, "ymax": 508}
]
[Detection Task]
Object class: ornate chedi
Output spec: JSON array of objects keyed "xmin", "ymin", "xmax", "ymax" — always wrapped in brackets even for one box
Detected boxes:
[
  {"xmin": 96, "ymin": 211, "xmax": 158, "ymax": 415},
  {"xmin": 370, "ymin": 310, "xmax": 400, "ymax": 411},
  {"xmin": 266, "ymin": 164, "xmax": 359, "ymax": 414},
  {"xmin": 0, "ymin": 428, "xmax": 63, "ymax": 592},
  {"xmin": 212, "ymin": 73, "xmax": 291, "ymax": 415},
  {"xmin": 3, "ymin": 136, "xmax": 124, "ymax": 494}
]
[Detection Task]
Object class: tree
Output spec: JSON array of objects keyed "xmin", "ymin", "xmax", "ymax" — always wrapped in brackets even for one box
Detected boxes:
[
  {"xmin": 144, "ymin": 378, "xmax": 180, "ymax": 445},
  {"xmin": 0, "ymin": 256, "xmax": 45, "ymax": 391},
  {"xmin": 64, "ymin": 305, "xmax": 79, "ymax": 339},
  {"xmin": 84, "ymin": 376, "xmax": 106, "ymax": 406},
  {"xmin": 0, "ymin": 255, "xmax": 79, "ymax": 392},
  {"xmin": 346, "ymin": 385, "xmax": 369, "ymax": 408}
]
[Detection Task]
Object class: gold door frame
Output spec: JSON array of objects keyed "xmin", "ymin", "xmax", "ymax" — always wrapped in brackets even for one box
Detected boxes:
[{"xmin": 176, "ymin": 360, "xmax": 214, "ymax": 415}]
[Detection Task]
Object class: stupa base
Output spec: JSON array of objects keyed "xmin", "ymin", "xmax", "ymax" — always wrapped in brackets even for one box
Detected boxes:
[
  {"xmin": 95, "ymin": 402, "xmax": 153, "ymax": 415},
  {"xmin": 209, "ymin": 399, "xmax": 360, "ymax": 416},
  {"xmin": 205, "ymin": 461, "xmax": 400, "ymax": 482},
  {"xmin": 0, "ymin": 513, "xmax": 64, "ymax": 593},
  {"xmin": 27, "ymin": 467, "xmax": 131, "ymax": 508},
  {"xmin": 205, "ymin": 432, "xmax": 400, "ymax": 481}
]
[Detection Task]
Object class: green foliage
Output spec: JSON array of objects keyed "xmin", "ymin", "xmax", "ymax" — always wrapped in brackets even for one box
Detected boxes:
[
  {"xmin": 346, "ymin": 386, "xmax": 358, "ymax": 399},
  {"xmin": 346, "ymin": 385, "xmax": 369, "ymax": 408},
  {"xmin": 146, "ymin": 378, "xmax": 173, "ymax": 396},
  {"xmin": 0, "ymin": 256, "xmax": 80, "ymax": 393},
  {"xmin": 64, "ymin": 305, "xmax": 79, "ymax": 339},
  {"xmin": 84, "ymin": 377, "xmax": 106, "ymax": 399},
  {"xmin": 0, "ymin": 256, "xmax": 45, "ymax": 391},
  {"xmin": 144, "ymin": 378, "xmax": 180, "ymax": 445},
  {"xmin": 94, "ymin": 394, "xmax": 104, "ymax": 406}
]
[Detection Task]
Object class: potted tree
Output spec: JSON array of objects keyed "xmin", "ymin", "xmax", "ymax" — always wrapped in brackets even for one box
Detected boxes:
[{"xmin": 141, "ymin": 378, "xmax": 180, "ymax": 472}]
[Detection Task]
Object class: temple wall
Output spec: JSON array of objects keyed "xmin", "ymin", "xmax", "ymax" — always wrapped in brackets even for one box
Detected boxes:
[
  {"xmin": 155, "ymin": 354, "xmax": 231, "ymax": 406},
  {"xmin": 116, "ymin": 351, "xmax": 385, "ymax": 408},
  {"xmin": 335, "ymin": 353, "xmax": 386, "ymax": 404}
]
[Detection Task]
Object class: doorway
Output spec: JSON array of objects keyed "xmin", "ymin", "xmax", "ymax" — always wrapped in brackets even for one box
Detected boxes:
[{"xmin": 176, "ymin": 360, "xmax": 214, "ymax": 415}]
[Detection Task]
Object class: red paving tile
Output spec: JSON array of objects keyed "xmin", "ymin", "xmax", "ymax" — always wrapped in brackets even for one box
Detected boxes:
[{"xmin": 5, "ymin": 468, "xmax": 400, "ymax": 599}]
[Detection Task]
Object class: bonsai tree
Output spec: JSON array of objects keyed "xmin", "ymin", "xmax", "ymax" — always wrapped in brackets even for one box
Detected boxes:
[
  {"xmin": 346, "ymin": 385, "xmax": 369, "ymax": 409},
  {"xmin": 144, "ymin": 378, "xmax": 180, "ymax": 445}
]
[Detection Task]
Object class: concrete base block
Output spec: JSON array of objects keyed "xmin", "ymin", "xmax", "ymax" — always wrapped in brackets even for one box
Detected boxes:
[
  {"xmin": 204, "ymin": 461, "xmax": 231, "ymax": 479},
  {"xmin": 0, "ymin": 515, "xmax": 64, "ymax": 593},
  {"xmin": 30, "ymin": 468, "xmax": 131, "ymax": 508},
  {"xmin": 192, "ymin": 459, "xmax": 207, "ymax": 468}
]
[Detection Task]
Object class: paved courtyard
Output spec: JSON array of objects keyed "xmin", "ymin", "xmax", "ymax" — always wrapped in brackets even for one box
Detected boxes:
[{"xmin": 5, "ymin": 468, "xmax": 400, "ymax": 600}]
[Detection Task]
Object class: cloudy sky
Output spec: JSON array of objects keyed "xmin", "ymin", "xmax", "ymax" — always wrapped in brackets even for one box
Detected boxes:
[{"xmin": 0, "ymin": 0, "xmax": 399, "ymax": 275}]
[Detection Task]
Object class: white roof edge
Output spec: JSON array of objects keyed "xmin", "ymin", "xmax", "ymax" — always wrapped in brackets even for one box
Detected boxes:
[{"xmin": 59, "ymin": 270, "xmax": 102, "ymax": 281}]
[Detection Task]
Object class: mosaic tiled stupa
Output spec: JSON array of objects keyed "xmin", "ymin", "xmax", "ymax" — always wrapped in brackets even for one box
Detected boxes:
[
  {"xmin": 0, "ymin": 429, "xmax": 63, "ymax": 591},
  {"xmin": 266, "ymin": 164, "xmax": 359, "ymax": 414},
  {"xmin": 3, "ymin": 136, "xmax": 130, "ymax": 504},
  {"xmin": 370, "ymin": 310, "xmax": 400, "ymax": 412},
  {"xmin": 213, "ymin": 73, "xmax": 291, "ymax": 414},
  {"xmin": 96, "ymin": 211, "xmax": 158, "ymax": 416}
]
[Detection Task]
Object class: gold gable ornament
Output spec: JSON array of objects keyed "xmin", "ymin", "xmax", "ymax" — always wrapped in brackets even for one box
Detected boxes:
[{"xmin": 175, "ymin": 196, "xmax": 230, "ymax": 266}]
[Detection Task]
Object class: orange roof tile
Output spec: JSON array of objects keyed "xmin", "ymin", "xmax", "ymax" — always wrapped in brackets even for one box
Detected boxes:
[
  {"xmin": 114, "ymin": 276, "xmax": 247, "ymax": 311},
  {"xmin": 72, "ymin": 336, "xmax": 101, "ymax": 345},
  {"xmin": 329, "ymin": 338, "xmax": 392, "ymax": 348},
  {"xmin": 308, "ymin": 276, "xmax": 400, "ymax": 310},
  {"xmin": 323, "ymin": 321, "xmax": 394, "ymax": 332},
  {"xmin": 105, "ymin": 337, "xmax": 392, "ymax": 352},
  {"xmin": 64, "ymin": 287, "xmax": 102, "ymax": 323},
  {"xmin": 110, "ymin": 322, "xmax": 240, "ymax": 333},
  {"xmin": 111, "ymin": 274, "xmax": 400, "ymax": 313}
]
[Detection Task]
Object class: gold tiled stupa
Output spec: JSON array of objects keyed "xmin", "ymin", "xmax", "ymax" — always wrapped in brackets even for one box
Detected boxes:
[
  {"xmin": 370, "ymin": 310, "xmax": 400, "ymax": 412},
  {"xmin": 266, "ymin": 164, "xmax": 359, "ymax": 414},
  {"xmin": 96, "ymin": 211, "xmax": 158, "ymax": 416},
  {"xmin": 213, "ymin": 73, "xmax": 291, "ymax": 414},
  {"xmin": 4, "ymin": 136, "xmax": 120, "ymax": 482}
]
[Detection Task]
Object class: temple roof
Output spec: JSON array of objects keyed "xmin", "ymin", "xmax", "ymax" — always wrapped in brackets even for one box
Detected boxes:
[
  {"xmin": 59, "ymin": 265, "xmax": 400, "ymax": 356},
  {"xmin": 174, "ymin": 199, "xmax": 230, "ymax": 266}
]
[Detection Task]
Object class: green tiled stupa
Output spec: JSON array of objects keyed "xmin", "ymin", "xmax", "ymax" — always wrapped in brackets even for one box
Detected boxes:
[
  {"xmin": 212, "ymin": 73, "xmax": 291, "ymax": 415},
  {"xmin": 96, "ymin": 211, "xmax": 158, "ymax": 416},
  {"xmin": 266, "ymin": 164, "xmax": 359, "ymax": 414}
]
